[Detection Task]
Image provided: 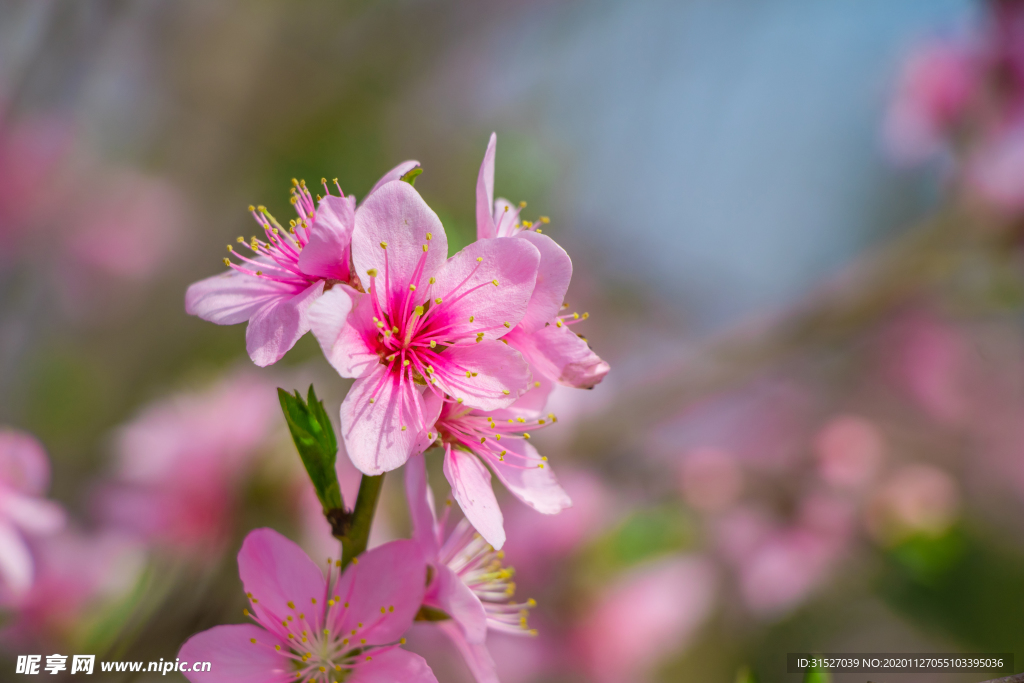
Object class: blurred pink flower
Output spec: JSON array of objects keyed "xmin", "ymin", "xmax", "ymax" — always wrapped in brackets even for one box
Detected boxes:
[
  {"xmin": 575, "ymin": 556, "xmax": 716, "ymax": 683},
  {"xmin": 417, "ymin": 389, "xmax": 570, "ymax": 550},
  {"xmin": 679, "ymin": 447, "xmax": 743, "ymax": 513},
  {"xmin": 865, "ymin": 463, "xmax": 961, "ymax": 544},
  {"xmin": 883, "ymin": 313, "xmax": 971, "ymax": 425},
  {"xmin": 178, "ymin": 527, "xmax": 436, "ymax": 683},
  {"xmin": 884, "ymin": 40, "xmax": 975, "ymax": 164},
  {"xmin": 187, "ymin": 162, "xmax": 417, "ymax": 367},
  {"xmin": 0, "ymin": 429, "xmax": 65, "ymax": 597},
  {"xmin": 100, "ymin": 373, "xmax": 277, "ymax": 551},
  {"xmin": 1, "ymin": 529, "xmax": 143, "ymax": 649},
  {"xmin": 476, "ymin": 133, "xmax": 609, "ymax": 389},
  {"xmin": 814, "ymin": 415, "xmax": 884, "ymax": 490},
  {"xmin": 967, "ymin": 122, "xmax": 1024, "ymax": 212},
  {"xmin": 309, "ymin": 180, "xmax": 538, "ymax": 476}
]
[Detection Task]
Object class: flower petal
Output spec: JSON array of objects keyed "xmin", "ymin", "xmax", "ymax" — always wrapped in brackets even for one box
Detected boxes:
[
  {"xmin": 404, "ymin": 453, "xmax": 440, "ymax": 558},
  {"xmin": 435, "ymin": 565, "xmax": 488, "ymax": 644},
  {"xmin": 437, "ymin": 619, "xmax": 500, "ymax": 683},
  {"xmin": 487, "ymin": 439, "xmax": 571, "ymax": 515},
  {"xmin": 245, "ymin": 280, "xmax": 325, "ymax": 367},
  {"xmin": 433, "ymin": 340, "xmax": 532, "ymax": 411},
  {"xmin": 0, "ymin": 521, "xmax": 33, "ymax": 594},
  {"xmin": 0, "ymin": 429, "xmax": 51, "ymax": 494},
  {"xmin": 331, "ymin": 539, "xmax": 427, "ymax": 645},
  {"xmin": 476, "ymin": 133, "xmax": 497, "ymax": 240},
  {"xmin": 2, "ymin": 491, "xmax": 65, "ymax": 534},
  {"xmin": 367, "ymin": 160, "xmax": 422, "ymax": 198},
  {"xmin": 185, "ymin": 269, "xmax": 296, "ymax": 325},
  {"xmin": 351, "ymin": 181, "xmax": 447, "ymax": 312},
  {"xmin": 443, "ymin": 445, "xmax": 505, "ymax": 549},
  {"xmin": 309, "ymin": 285, "xmax": 376, "ymax": 379},
  {"xmin": 515, "ymin": 232, "xmax": 571, "ymax": 333},
  {"xmin": 236, "ymin": 528, "xmax": 326, "ymax": 638},
  {"xmin": 178, "ymin": 624, "xmax": 291, "ymax": 683},
  {"xmin": 349, "ymin": 647, "xmax": 438, "ymax": 683},
  {"xmin": 431, "ymin": 237, "xmax": 539, "ymax": 342},
  {"xmin": 341, "ymin": 367, "xmax": 429, "ymax": 475},
  {"xmin": 506, "ymin": 324, "xmax": 609, "ymax": 389},
  {"xmin": 298, "ymin": 194, "xmax": 356, "ymax": 281}
]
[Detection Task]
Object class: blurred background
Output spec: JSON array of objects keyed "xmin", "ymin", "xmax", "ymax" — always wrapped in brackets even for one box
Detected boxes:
[{"xmin": 4, "ymin": 0, "xmax": 1024, "ymax": 681}]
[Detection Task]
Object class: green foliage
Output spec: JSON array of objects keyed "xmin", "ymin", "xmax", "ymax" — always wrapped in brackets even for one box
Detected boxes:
[
  {"xmin": 277, "ymin": 385, "xmax": 344, "ymax": 512},
  {"xmin": 803, "ymin": 665, "xmax": 831, "ymax": 683},
  {"xmin": 735, "ymin": 665, "xmax": 759, "ymax": 683},
  {"xmin": 400, "ymin": 166, "xmax": 423, "ymax": 185}
]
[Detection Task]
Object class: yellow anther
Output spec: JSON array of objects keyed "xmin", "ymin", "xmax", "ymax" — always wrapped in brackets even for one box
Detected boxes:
[
  {"xmin": 367, "ymin": 268, "xmax": 378, "ymax": 277},
  {"xmin": 236, "ymin": 236, "xmax": 245, "ymax": 243},
  {"xmin": 523, "ymin": 433, "xmax": 530, "ymax": 439},
  {"xmin": 389, "ymin": 605, "xmax": 394, "ymax": 612},
  {"xmin": 400, "ymin": 638, "xmax": 407, "ymax": 644},
  {"xmin": 414, "ymin": 305, "xmax": 424, "ymax": 316},
  {"xmin": 423, "ymin": 244, "xmax": 429, "ymax": 252},
  {"xmin": 366, "ymin": 656, "xmax": 372, "ymax": 662},
  {"xmin": 467, "ymin": 371, "xmax": 472, "ymax": 378},
  {"xmin": 582, "ymin": 312, "xmax": 590, "ymax": 319},
  {"xmin": 492, "ymin": 279, "xmax": 500, "ymax": 286},
  {"xmin": 428, "ymin": 432, "xmax": 434, "ymax": 440},
  {"xmin": 502, "ymin": 389, "xmax": 511, "ymax": 395},
  {"xmin": 480, "ymin": 436, "xmax": 487, "ymax": 444},
  {"xmin": 409, "ymin": 284, "xmax": 416, "ymax": 291},
  {"xmin": 319, "ymin": 666, "xmax": 326, "ymax": 673},
  {"xmin": 472, "ymin": 372, "xmax": 478, "ymax": 376},
  {"xmin": 457, "ymin": 398, "xmax": 464, "ymax": 404},
  {"xmin": 429, "ymin": 277, "xmax": 436, "ymax": 284},
  {"xmin": 392, "ymin": 326, "xmax": 399, "ymax": 334},
  {"xmin": 275, "ymin": 645, "xmax": 281, "ymax": 651},
  {"xmin": 352, "ymin": 557, "xmax": 359, "ymax": 564},
  {"xmin": 495, "ymin": 434, "xmax": 502, "ymax": 440},
  {"xmin": 369, "ymin": 398, "xmax": 375, "ymax": 404},
  {"xmin": 522, "ymin": 220, "xmax": 533, "ymax": 228},
  {"xmin": 380, "ymin": 241, "xmax": 388, "ymax": 249},
  {"xmin": 435, "ymin": 297, "xmax": 443, "ymax": 304},
  {"xmin": 556, "ymin": 320, "xmax": 564, "ymax": 327},
  {"xmin": 429, "ymin": 340, "xmax": 437, "ymax": 348},
  {"xmin": 503, "ymin": 321, "xmax": 511, "ymax": 328},
  {"xmin": 248, "ymin": 204, "xmax": 256, "ymax": 211},
  {"xmin": 381, "ymin": 606, "xmax": 386, "ymax": 614},
  {"xmin": 257, "ymin": 205, "xmax": 267, "ymax": 212},
  {"xmin": 311, "ymin": 597, "xmax": 317, "ymax": 604},
  {"xmin": 426, "ymin": 232, "xmax": 432, "ymax": 240},
  {"xmin": 529, "ymin": 628, "xmax": 539, "ymax": 636},
  {"xmin": 226, "ymin": 244, "xmax": 234, "ymax": 252},
  {"xmin": 540, "ymin": 216, "xmax": 550, "ymax": 224},
  {"xmin": 519, "ymin": 201, "xmax": 527, "ymax": 208},
  {"xmin": 538, "ymin": 419, "xmax": 546, "ymax": 424},
  {"xmin": 517, "ymin": 417, "xmax": 526, "ymax": 423},
  {"xmin": 469, "ymin": 315, "xmax": 475, "ymax": 322},
  {"xmin": 538, "ymin": 463, "xmax": 545, "ymax": 468},
  {"xmin": 534, "ymin": 381, "xmax": 541, "ymax": 387}
]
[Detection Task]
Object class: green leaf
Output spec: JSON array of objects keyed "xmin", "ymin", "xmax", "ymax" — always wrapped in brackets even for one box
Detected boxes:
[
  {"xmin": 804, "ymin": 665, "xmax": 831, "ymax": 683},
  {"xmin": 735, "ymin": 666, "xmax": 759, "ymax": 683},
  {"xmin": 400, "ymin": 167, "xmax": 423, "ymax": 185},
  {"xmin": 278, "ymin": 385, "xmax": 344, "ymax": 512}
]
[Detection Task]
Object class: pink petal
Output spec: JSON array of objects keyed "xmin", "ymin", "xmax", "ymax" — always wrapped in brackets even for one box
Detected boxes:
[
  {"xmin": 178, "ymin": 624, "xmax": 291, "ymax": 683},
  {"xmin": 404, "ymin": 453, "xmax": 440, "ymax": 558},
  {"xmin": 432, "ymin": 237, "xmax": 539, "ymax": 341},
  {"xmin": 2, "ymin": 491, "xmax": 65, "ymax": 534},
  {"xmin": 488, "ymin": 439, "xmax": 571, "ymax": 515},
  {"xmin": 443, "ymin": 446, "xmax": 505, "ymax": 549},
  {"xmin": 506, "ymin": 324, "xmax": 609, "ymax": 389},
  {"xmin": 245, "ymin": 280, "xmax": 325, "ymax": 367},
  {"xmin": 0, "ymin": 429, "xmax": 51, "ymax": 494},
  {"xmin": 434, "ymin": 340, "xmax": 532, "ymax": 411},
  {"xmin": 185, "ymin": 269, "xmax": 295, "ymax": 325},
  {"xmin": 435, "ymin": 565, "xmax": 488, "ymax": 644},
  {"xmin": 0, "ymin": 521, "xmax": 33, "ymax": 594},
  {"xmin": 298, "ymin": 194, "xmax": 356, "ymax": 281},
  {"xmin": 236, "ymin": 528, "xmax": 326, "ymax": 638},
  {"xmin": 331, "ymin": 539, "xmax": 427, "ymax": 645},
  {"xmin": 341, "ymin": 367, "xmax": 430, "ymax": 475},
  {"xmin": 308, "ymin": 286, "xmax": 374, "ymax": 378},
  {"xmin": 514, "ymin": 232, "xmax": 572, "ymax": 333},
  {"xmin": 476, "ymin": 133, "xmax": 497, "ymax": 240},
  {"xmin": 367, "ymin": 160, "xmax": 422, "ymax": 198},
  {"xmin": 351, "ymin": 181, "xmax": 447, "ymax": 311},
  {"xmin": 437, "ymin": 619, "xmax": 500, "ymax": 683},
  {"xmin": 349, "ymin": 648, "xmax": 438, "ymax": 683}
]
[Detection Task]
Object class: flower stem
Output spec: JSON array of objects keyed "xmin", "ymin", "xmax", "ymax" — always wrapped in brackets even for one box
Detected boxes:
[{"xmin": 337, "ymin": 473, "xmax": 385, "ymax": 568}]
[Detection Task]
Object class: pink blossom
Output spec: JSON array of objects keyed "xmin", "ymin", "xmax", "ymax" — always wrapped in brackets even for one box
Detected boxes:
[
  {"xmin": 309, "ymin": 180, "xmax": 540, "ymax": 476},
  {"xmin": 0, "ymin": 429, "xmax": 65, "ymax": 597},
  {"xmin": 1, "ymin": 530, "xmax": 143, "ymax": 648},
  {"xmin": 679, "ymin": 447, "xmax": 743, "ymax": 513},
  {"xmin": 179, "ymin": 527, "xmax": 436, "ymax": 683},
  {"xmin": 100, "ymin": 373, "xmax": 277, "ymax": 551},
  {"xmin": 405, "ymin": 454, "xmax": 540, "ymax": 683},
  {"xmin": 814, "ymin": 415, "xmax": 884, "ymax": 490},
  {"xmin": 415, "ymin": 388, "xmax": 570, "ymax": 549},
  {"xmin": 186, "ymin": 162, "xmax": 418, "ymax": 367},
  {"xmin": 475, "ymin": 134, "xmax": 609, "ymax": 389},
  {"xmin": 884, "ymin": 40, "xmax": 976, "ymax": 164},
  {"xmin": 865, "ymin": 463, "xmax": 960, "ymax": 544},
  {"xmin": 574, "ymin": 556, "xmax": 716, "ymax": 683},
  {"xmin": 967, "ymin": 122, "xmax": 1024, "ymax": 212}
]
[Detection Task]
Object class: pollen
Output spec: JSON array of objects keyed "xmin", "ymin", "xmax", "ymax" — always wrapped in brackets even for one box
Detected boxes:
[
  {"xmin": 369, "ymin": 398, "xmax": 375, "ymax": 404},
  {"xmin": 435, "ymin": 297, "xmax": 443, "ymax": 304},
  {"xmin": 429, "ymin": 340, "xmax": 437, "ymax": 348},
  {"xmin": 380, "ymin": 241, "xmax": 388, "ymax": 249},
  {"xmin": 415, "ymin": 305, "xmax": 424, "ymax": 316},
  {"xmin": 523, "ymin": 433, "xmax": 531, "ymax": 439},
  {"xmin": 502, "ymin": 389, "xmax": 511, "ymax": 395},
  {"xmin": 556, "ymin": 320, "xmax": 564, "ymax": 327},
  {"xmin": 540, "ymin": 216, "xmax": 550, "ymax": 224},
  {"xmin": 457, "ymin": 398, "xmax": 464, "ymax": 404},
  {"xmin": 409, "ymin": 284, "xmax": 416, "ymax": 291},
  {"xmin": 426, "ymin": 232, "xmax": 433, "ymax": 240},
  {"xmin": 429, "ymin": 277, "xmax": 436, "ymax": 284},
  {"xmin": 493, "ymin": 279, "xmax": 500, "ymax": 286},
  {"xmin": 223, "ymin": 257, "xmax": 231, "ymax": 266},
  {"xmin": 476, "ymin": 256, "xmax": 483, "ymax": 262},
  {"xmin": 367, "ymin": 268, "xmax": 378, "ymax": 277},
  {"xmin": 469, "ymin": 315, "xmax": 475, "ymax": 322},
  {"xmin": 503, "ymin": 321, "xmax": 511, "ymax": 328}
]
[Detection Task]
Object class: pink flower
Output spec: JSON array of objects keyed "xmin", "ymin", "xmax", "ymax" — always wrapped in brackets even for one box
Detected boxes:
[
  {"xmin": 186, "ymin": 162, "xmax": 419, "ymax": 367},
  {"xmin": 884, "ymin": 40, "xmax": 976, "ymax": 164},
  {"xmin": 405, "ymin": 454, "xmax": 537, "ymax": 683},
  {"xmin": 678, "ymin": 447, "xmax": 743, "ymax": 513},
  {"xmin": 865, "ymin": 464, "xmax": 960, "ymax": 544},
  {"xmin": 179, "ymin": 528, "xmax": 436, "ymax": 683},
  {"xmin": 1, "ymin": 530, "xmax": 143, "ymax": 648},
  {"xmin": 100, "ymin": 373, "xmax": 277, "ymax": 551},
  {"xmin": 813, "ymin": 415, "xmax": 884, "ymax": 491},
  {"xmin": 475, "ymin": 134, "xmax": 609, "ymax": 389},
  {"xmin": 416, "ymin": 389, "xmax": 570, "ymax": 549},
  {"xmin": 968, "ymin": 122, "xmax": 1024, "ymax": 212},
  {"xmin": 309, "ymin": 180, "xmax": 540, "ymax": 476},
  {"xmin": 0, "ymin": 430, "xmax": 65, "ymax": 597},
  {"xmin": 574, "ymin": 556, "xmax": 716, "ymax": 683}
]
